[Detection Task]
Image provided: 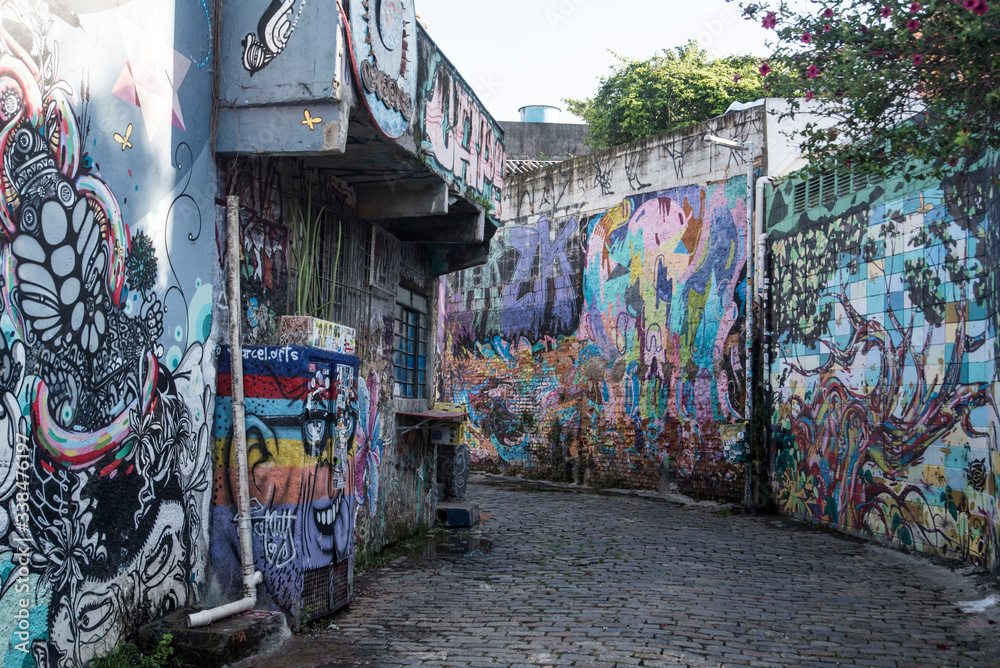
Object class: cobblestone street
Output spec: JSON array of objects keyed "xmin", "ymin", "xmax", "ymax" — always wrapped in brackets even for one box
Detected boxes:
[{"xmin": 245, "ymin": 476, "xmax": 1000, "ymax": 667}]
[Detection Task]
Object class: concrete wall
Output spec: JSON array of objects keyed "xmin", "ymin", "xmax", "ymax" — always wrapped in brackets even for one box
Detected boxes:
[
  {"xmin": 0, "ymin": 1, "xmax": 218, "ymax": 664},
  {"xmin": 766, "ymin": 151, "xmax": 1000, "ymax": 572},
  {"xmin": 500, "ymin": 121, "xmax": 589, "ymax": 161},
  {"xmin": 442, "ymin": 106, "xmax": 767, "ymax": 497}
]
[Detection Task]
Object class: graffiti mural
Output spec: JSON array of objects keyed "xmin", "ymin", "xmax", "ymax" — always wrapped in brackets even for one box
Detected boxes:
[
  {"xmin": 211, "ymin": 345, "xmax": 359, "ymax": 617},
  {"xmin": 417, "ymin": 29, "xmax": 504, "ymax": 217},
  {"xmin": 241, "ymin": 0, "xmax": 308, "ymax": 75},
  {"xmin": 218, "ymin": 158, "xmax": 289, "ymax": 346},
  {"xmin": 444, "ymin": 179, "xmax": 750, "ymax": 497},
  {"xmin": 447, "ymin": 214, "xmax": 584, "ymax": 343},
  {"xmin": 348, "ymin": 0, "xmax": 417, "ymax": 138},
  {"xmin": 768, "ymin": 154, "xmax": 1000, "ymax": 572},
  {"xmin": 0, "ymin": 0, "xmax": 217, "ymax": 665}
]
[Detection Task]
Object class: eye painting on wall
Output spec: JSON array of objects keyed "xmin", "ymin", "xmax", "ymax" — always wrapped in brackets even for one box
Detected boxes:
[
  {"xmin": 0, "ymin": 3, "xmax": 215, "ymax": 666},
  {"xmin": 444, "ymin": 179, "xmax": 749, "ymax": 496},
  {"xmin": 769, "ymin": 157, "xmax": 1000, "ymax": 572}
]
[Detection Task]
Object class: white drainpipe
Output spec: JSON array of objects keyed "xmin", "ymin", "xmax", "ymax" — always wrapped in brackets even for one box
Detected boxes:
[{"xmin": 188, "ymin": 196, "xmax": 262, "ymax": 628}]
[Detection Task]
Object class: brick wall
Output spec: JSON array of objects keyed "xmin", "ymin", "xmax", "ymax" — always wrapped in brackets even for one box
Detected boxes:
[{"xmin": 442, "ymin": 108, "xmax": 768, "ymax": 499}]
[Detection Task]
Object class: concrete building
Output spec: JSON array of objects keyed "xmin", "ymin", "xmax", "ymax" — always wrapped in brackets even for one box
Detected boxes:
[{"xmin": 0, "ymin": 0, "xmax": 500, "ymax": 664}]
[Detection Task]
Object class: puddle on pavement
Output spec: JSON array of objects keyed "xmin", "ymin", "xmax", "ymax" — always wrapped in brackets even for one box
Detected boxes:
[{"xmin": 419, "ymin": 532, "xmax": 494, "ymax": 559}]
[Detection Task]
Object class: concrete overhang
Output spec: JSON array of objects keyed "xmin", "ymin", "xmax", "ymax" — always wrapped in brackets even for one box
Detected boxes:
[{"xmin": 215, "ymin": 1, "xmax": 504, "ymax": 275}]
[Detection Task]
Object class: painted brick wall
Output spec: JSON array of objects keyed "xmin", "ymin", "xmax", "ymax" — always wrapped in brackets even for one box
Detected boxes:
[
  {"xmin": 767, "ymin": 151, "xmax": 1000, "ymax": 573},
  {"xmin": 443, "ymin": 108, "xmax": 766, "ymax": 499}
]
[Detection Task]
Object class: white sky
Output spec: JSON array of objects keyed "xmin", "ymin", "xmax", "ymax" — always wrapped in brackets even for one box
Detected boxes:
[{"xmin": 415, "ymin": 0, "xmax": 773, "ymax": 124}]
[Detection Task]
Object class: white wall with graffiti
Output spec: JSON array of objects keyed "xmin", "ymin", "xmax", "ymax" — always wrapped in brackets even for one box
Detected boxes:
[{"xmin": 0, "ymin": 1, "xmax": 218, "ymax": 665}]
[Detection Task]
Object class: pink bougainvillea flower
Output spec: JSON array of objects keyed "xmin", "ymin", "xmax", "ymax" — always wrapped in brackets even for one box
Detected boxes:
[
  {"xmin": 762, "ymin": 11, "xmax": 777, "ymax": 28},
  {"xmin": 734, "ymin": 74, "xmax": 743, "ymax": 83},
  {"xmin": 801, "ymin": 32, "xmax": 812, "ymax": 43},
  {"xmin": 759, "ymin": 61, "xmax": 771, "ymax": 75},
  {"xmin": 909, "ymin": 2, "xmax": 921, "ymax": 12},
  {"xmin": 806, "ymin": 90, "xmax": 814, "ymax": 102},
  {"xmin": 807, "ymin": 64, "xmax": 820, "ymax": 78},
  {"xmin": 913, "ymin": 53, "xmax": 924, "ymax": 65},
  {"xmin": 881, "ymin": 5, "xmax": 892, "ymax": 17},
  {"xmin": 823, "ymin": 7, "xmax": 834, "ymax": 17},
  {"xmin": 907, "ymin": 18, "xmax": 920, "ymax": 30}
]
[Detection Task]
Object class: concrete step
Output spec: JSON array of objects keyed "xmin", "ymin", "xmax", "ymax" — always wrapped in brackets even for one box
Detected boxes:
[{"xmin": 137, "ymin": 607, "xmax": 289, "ymax": 667}]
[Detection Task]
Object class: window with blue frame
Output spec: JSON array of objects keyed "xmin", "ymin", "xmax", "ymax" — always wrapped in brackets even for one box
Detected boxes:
[{"xmin": 394, "ymin": 286, "xmax": 428, "ymax": 398}]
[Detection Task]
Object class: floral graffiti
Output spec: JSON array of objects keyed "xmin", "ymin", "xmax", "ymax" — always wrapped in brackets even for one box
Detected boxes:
[{"xmin": 769, "ymin": 157, "xmax": 1000, "ymax": 572}]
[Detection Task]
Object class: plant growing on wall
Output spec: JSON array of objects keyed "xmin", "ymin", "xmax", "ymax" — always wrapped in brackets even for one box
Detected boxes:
[
  {"xmin": 289, "ymin": 180, "xmax": 341, "ymax": 318},
  {"xmin": 564, "ymin": 40, "xmax": 798, "ymax": 148},
  {"xmin": 740, "ymin": 0, "xmax": 1000, "ymax": 177}
]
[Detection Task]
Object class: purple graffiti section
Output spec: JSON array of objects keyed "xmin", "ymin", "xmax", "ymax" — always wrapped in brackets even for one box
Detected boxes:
[{"xmin": 444, "ymin": 179, "xmax": 749, "ymax": 498}]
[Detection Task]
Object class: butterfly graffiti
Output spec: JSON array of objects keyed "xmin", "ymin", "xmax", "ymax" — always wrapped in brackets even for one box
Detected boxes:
[{"xmin": 113, "ymin": 123, "xmax": 133, "ymax": 151}]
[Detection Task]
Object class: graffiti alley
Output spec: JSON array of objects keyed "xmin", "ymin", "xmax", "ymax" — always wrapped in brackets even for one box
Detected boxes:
[{"xmin": 244, "ymin": 476, "xmax": 1000, "ymax": 668}]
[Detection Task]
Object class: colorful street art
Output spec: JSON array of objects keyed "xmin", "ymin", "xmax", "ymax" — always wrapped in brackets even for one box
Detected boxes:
[
  {"xmin": 0, "ymin": 1, "xmax": 216, "ymax": 665},
  {"xmin": 768, "ymin": 155, "xmax": 1000, "ymax": 572},
  {"xmin": 417, "ymin": 28, "xmax": 504, "ymax": 217},
  {"xmin": 218, "ymin": 158, "xmax": 289, "ymax": 346},
  {"xmin": 444, "ymin": 179, "xmax": 750, "ymax": 497},
  {"xmin": 349, "ymin": 0, "xmax": 417, "ymax": 138},
  {"xmin": 211, "ymin": 346, "xmax": 359, "ymax": 618}
]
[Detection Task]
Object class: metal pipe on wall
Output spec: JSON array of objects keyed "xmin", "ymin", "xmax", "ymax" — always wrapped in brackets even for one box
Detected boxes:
[
  {"xmin": 743, "ymin": 143, "xmax": 754, "ymax": 510},
  {"xmin": 189, "ymin": 196, "xmax": 262, "ymax": 628}
]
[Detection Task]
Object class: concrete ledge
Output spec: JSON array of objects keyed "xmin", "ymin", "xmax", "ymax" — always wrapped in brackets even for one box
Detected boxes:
[{"xmin": 137, "ymin": 608, "xmax": 289, "ymax": 668}]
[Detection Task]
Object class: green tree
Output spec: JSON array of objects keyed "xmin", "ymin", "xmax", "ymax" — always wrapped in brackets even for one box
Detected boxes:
[
  {"xmin": 565, "ymin": 41, "xmax": 793, "ymax": 149},
  {"xmin": 741, "ymin": 0, "xmax": 1000, "ymax": 177}
]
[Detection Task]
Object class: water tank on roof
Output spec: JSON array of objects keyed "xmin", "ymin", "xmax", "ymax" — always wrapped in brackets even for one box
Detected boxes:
[{"xmin": 518, "ymin": 105, "xmax": 560, "ymax": 123}]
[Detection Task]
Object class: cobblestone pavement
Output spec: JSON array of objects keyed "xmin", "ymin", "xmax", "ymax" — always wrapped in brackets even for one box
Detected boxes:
[{"xmin": 243, "ymin": 476, "xmax": 1000, "ymax": 668}]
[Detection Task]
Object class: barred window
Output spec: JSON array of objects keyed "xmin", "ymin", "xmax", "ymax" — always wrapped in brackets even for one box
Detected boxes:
[{"xmin": 394, "ymin": 286, "xmax": 428, "ymax": 398}]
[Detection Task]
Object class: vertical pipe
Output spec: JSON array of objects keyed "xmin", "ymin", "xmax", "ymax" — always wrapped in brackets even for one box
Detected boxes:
[
  {"xmin": 188, "ymin": 196, "xmax": 262, "ymax": 628},
  {"xmin": 744, "ymin": 144, "xmax": 754, "ymax": 510},
  {"xmin": 227, "ymin": 196, "xmax": 257, "ymax": 599}
]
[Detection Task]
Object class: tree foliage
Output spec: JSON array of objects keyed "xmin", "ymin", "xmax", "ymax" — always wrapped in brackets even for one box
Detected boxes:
[
  {"xmin": 741, "ymin": 0, "xmax": 1000, "ymax": 178},
  {"xmin": 565, "ymin": 41, "xmax": 795, "ymax": 149}
]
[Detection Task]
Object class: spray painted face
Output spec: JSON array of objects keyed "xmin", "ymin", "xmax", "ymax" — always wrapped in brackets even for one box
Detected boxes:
[{"xmin": 300, "ymin": 408, "xmax": 356, "ymax": 564}]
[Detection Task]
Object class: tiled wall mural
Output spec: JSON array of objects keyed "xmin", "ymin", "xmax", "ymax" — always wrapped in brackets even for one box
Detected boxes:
[{"xmin": 768, "ymin": 153, "xmax": 1000, "ymax": 571}]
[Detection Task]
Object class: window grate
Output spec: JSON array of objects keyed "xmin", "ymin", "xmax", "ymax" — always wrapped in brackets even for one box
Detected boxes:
[
  {"xmin": 792, "ymin": 168, "xmax": 887, "ymax": 214},
  {"xmin": 394, "ymin": 286, "xmax": 428, "ymax": 398}
]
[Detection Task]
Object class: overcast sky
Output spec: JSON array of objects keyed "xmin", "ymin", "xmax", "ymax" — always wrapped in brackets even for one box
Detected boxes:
[{"xmin": 415, "ymin": 0, "xmax": 773, "ymax": 124}]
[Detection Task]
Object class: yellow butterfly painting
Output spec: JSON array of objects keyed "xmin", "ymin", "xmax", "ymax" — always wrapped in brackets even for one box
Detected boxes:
[{"xmin": 113, "ymin": 123, "xmax": 133, "ymax": 151}]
